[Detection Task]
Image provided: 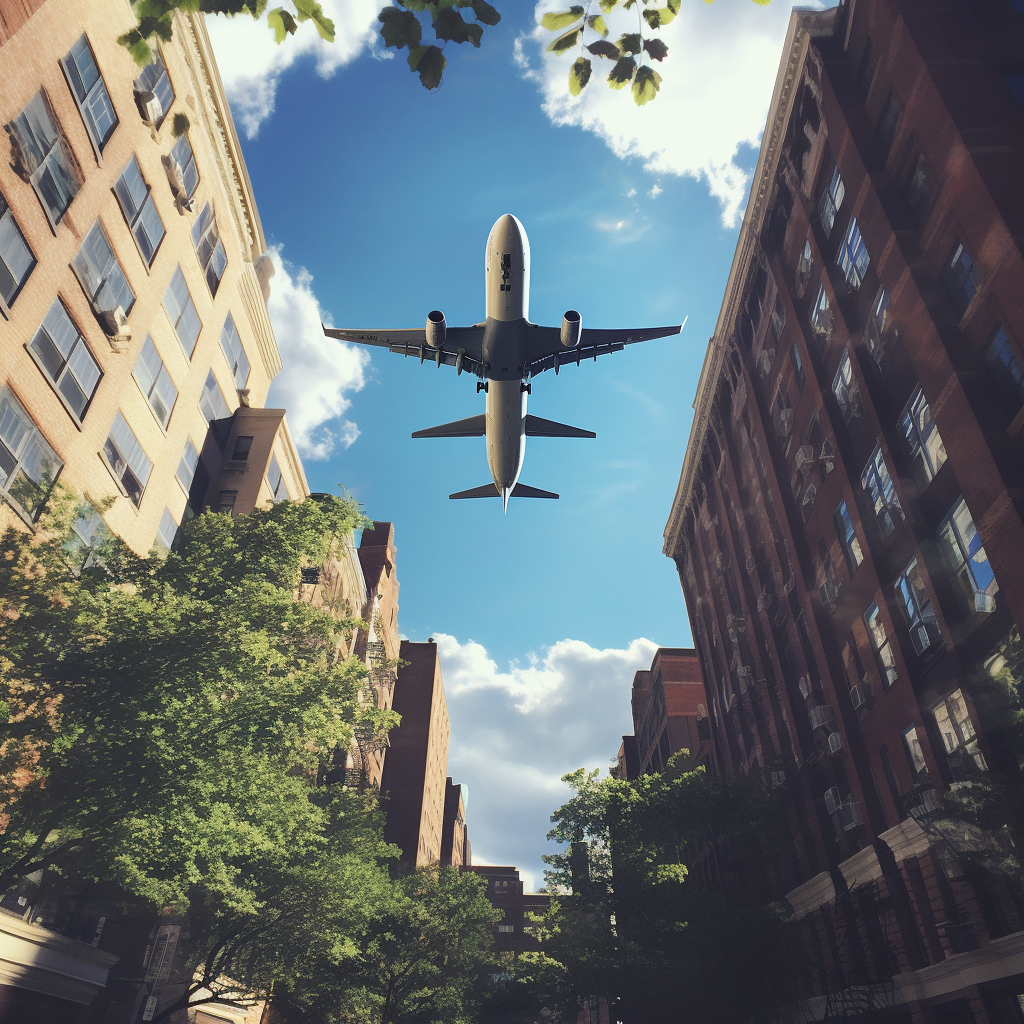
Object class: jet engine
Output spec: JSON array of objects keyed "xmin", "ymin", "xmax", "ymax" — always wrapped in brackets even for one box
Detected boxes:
[
  {"xmin": 425, "ymin": 310, "xmax": 446, "ymax": 349},
  {"xmin": 560, "ymin": 310, "xmax": 582, "ymax": 348}
]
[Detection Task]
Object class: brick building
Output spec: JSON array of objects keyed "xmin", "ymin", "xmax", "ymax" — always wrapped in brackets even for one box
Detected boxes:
[
  {"xmin": 462, "ymin": 866, "xmax": 549, "ymax": 953},
  {"xmin": 441, "ymin": 778, "xmax": 471, "ymax": 868},
  {"xmin": 616, "ymin": 647, "xmax": 715, "ymax": 779},
  {"xmin": 663, "ymin": 1, "xmax": 1024, "ymax": 1020},
  {"xmin": 380, "ymin": 640, "xmax": 451, "ymax": 866}
]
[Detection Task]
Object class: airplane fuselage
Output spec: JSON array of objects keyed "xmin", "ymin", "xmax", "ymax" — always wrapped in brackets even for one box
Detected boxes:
[{"xmin": 483, "ymin": 214, "xmax": 532, "ymax": 498}]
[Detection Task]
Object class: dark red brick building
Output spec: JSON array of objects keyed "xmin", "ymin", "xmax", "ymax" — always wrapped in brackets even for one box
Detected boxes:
[
  {"xmin": 462, "ymin": 866, "xmax": 549, "ymax": 953},
  {"xmin": 663, "ymin": 0, "xmax": 1024, "ymax": 1020}
]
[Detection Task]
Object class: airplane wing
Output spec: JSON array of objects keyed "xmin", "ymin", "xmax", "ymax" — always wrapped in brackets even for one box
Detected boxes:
[
  {"xmin": 323, "ymin": 324, "xmax": 487, "ymax": 375},
  {"xmin": 525, "ymin": 321, "xmax": 684, "ymax": 377}
]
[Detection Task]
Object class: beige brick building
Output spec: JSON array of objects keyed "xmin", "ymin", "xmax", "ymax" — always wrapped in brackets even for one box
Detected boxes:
[{"xmin": 0, "ymin": 0, "xmax": 305, "ymax": 554}]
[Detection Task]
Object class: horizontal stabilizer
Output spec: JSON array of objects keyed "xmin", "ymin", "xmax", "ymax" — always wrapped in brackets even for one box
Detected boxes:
[
  {"xmin": 524, "ymin": 414, "xmax": 596, "ymax": 438},
  {"xmin": 412, "ymin": 414, "xmax": 486, "ymax": 439},
  {"xmin": 448, "ymin": 483, "xmax": 559, "ymax": 500}
]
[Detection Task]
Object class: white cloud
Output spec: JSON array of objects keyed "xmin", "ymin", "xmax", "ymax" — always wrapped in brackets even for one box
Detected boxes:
[
  {"xmin": 205, "ymin": 0, "xmax": 389, "ymax": 138},
  {"xmin": 625, "ymin": 187, "xmax": 637, "ymax": 198},
  {"xmin": 434, "ymin": 633, "xmax": 659, "ymax": 888},
  {"xmin": 649, "ymin": 183, "xmax": 662, "ymax": 198},
  {"xmin": 264, "ymin": 247, "xmax": 369, "ymax": 460},
  {"xmin": 520, "ymin": 1, "xmax": 808, "ymax": 226}
]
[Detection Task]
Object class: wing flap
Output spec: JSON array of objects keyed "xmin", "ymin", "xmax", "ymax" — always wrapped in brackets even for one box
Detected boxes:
[
  {"xmin": 450, "ymin": 484, "xmax": 500, "ymax": 499},
  {"xmin": 412, "ymin": 415, "xmax": 486, "ymax": 439},
  {"xmin": 524, "ymin": 415, "xmax": 595, "ymax": 438},
  {"xmin": 526, "ymin": 320, "xmax": 685, "ymax": 377},
  {"xmin": 323, "ymin": 324, "xmax": 486, "ymax": 375}
]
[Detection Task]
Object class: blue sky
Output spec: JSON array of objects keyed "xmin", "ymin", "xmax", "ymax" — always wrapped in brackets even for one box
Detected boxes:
[{"xmin": 207, "ymin": 0, "xmax": 804, "ymax": 888}]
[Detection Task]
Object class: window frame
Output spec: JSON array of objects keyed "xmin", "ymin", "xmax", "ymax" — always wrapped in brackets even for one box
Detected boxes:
[
  {"xmin": 938, "ymin": 496, "xmax": 999, "ymax": 618},
  {"xmin": 59, "ymin": 34, "xmax": 119, "ymax": 159},
  {"xmin": 154, "ymin": 506, "xmax": 178, "ymax": 555},
  {"xmin": 101, "ymin": 411, "xmax": 152, "ymax": 508},
  {"xmin": 837, "ymin": 216, "xmax": 871, "ymax": 291},
  {"xmin": 176, "ymin": 436, "xmax": 200, "ymax": 494},
  {"xmin": 170, "ymin": 134, "xmax": 199, "ymax": 201},
  {"xmin": 133, "ymin": 50, "xmax": 175, "ymax": 129},
  {"xmin": 901, "ymin": 724, "xmax": 929, "ymax": 782},
  {"xmin": 114, "ymin": 155, "xmax": 166, "ymax": 269},
  {"xmin": 0, "ymin": 190, "xmax": 37, "ymax": 316},
  {"xmin": 905, "ymin": 153, "xmax": 933, "ymax": 224},
  {"xmin": 894, "ymin": 556, "xmax": 942, "ymax": 656},
  {"xmin": 199, "ymin": 370, "xmax": 231, "ymax": 426},
  {"xmin": 0, "ymin": 386, "xmax": 64, "ymax": 524},
  {"xmin": 983, "ymin": 323, "xmax": 1024, "ymax": 422},
  {"xmin": 941, "ymin": 239, "xmax": 978, "ymax": 315},
  {"xmin": 218, "ymin": 313, "xmax": 251, "ymax": 389},
  {"xmin": 834, "ymin": 499, "xmax": 864, "ymax": 574},
  {"xmin": 132, "ymin": 335, "xmax": 178, "ymax": 431},
  {"xmin": 72, "ymin": 220, "xmax": 136, "ymax": 316},
  {"xmin": 864, "ymin": 601, "xmax": 898, "ymax": 688},
  {"xmin": 163, "ymin": 266, "xmax": 202, "ymax": 358},
  {"xmin": 10, "ymin": 90, "xmax": 83, "ymax": 229},
  {"xmin": 876, "ymin": 89, "xmax": 902, "ymax": 155},
  {"xmin": 932, "ymin": 689, "xmax": 987, "ymax": 775},
  {"xmin": 790, "ymin": 342, "xmax": 804, "ymax": 392},
  {"xmin": 898, "ymin": 385, "xmax": 947, "ymax": 489},
  {"xmin": 267, "ymin": 453, "xmax": 289, "ymax": 503},
  {"xmin": 27, "ymin": 297, "xmax": 103, "ymax": 425},
  {"xmin": 861, "ymin": 445, "xmax": 904, "ymax": 540},
  {"xmin": 832, "ymin": 350, "xmax": 863, "ymax": 433},
  {"xmin": 191, "ymin": 202, "xmax": 227, "ymax": 297},
  {"xmin": 819, "ymin": 165, "xmax": 845, "ymax": 239},
  {"xmin": 810, "ymin": 283, "xmax": 832, "ymax": 347}
]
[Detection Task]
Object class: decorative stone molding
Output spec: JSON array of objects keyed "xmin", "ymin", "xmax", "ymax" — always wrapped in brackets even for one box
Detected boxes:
[
  {"xmin": 785, "ymin": 870, "xmax": 837, "ymax": 920},
  {"xmin": 880, "ymin": 817, "xmax": 932, "ymax": 863},
  {"xmin": 0, "ymin": 912, "xmax": 118, "ymax": 1005}
]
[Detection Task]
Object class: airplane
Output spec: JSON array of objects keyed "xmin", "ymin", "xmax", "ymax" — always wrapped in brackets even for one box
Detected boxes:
[{"xmin": 323, "ymin": 214, "xmax": 684, "ymax": 512}]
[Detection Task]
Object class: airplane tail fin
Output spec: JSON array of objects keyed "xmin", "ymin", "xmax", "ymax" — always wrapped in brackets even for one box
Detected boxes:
[
  {"xmin": 412, "ymin": 414, "xmax": 486, "ymax": 438},
  {"xmin": 524, "ymin": 414, "xmax": 595, "ymax": 438},
  {"xmin": 449, "ymin": 483, "xmax": 559, "ymax": 500}
]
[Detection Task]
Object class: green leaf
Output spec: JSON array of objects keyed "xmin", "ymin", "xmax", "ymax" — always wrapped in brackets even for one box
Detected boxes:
[
  {"xmin": 643, "ymin": 37, "xmax": 669, "ymax": 61},
  {"xmin": 547, "ymin": 26, "xmax": 582, "ymax": 53},
  {"xmin": 432, "ymin": 6, "xmax": 482, "ymax": 45},
  {"xmin": 618, "ymin": 32, "xmax": 642, "ymax": 54},
  {"xmin": 171, "ymin": 112, "xmax": 190, "ymax": 138},
  {"xmin": 632, "ymin": 63, "xmax": 662, "ymax": 105},
  {"xmin": 667, "ymin": 0, "xmax": 682, "ymax": 11},
  {"xmin": 408, "ymin": 43, "xmax": 446, "ymax": 89},
  {"xmin": 586, "ymin": 14, "xmax": 609, "ymax": 36},
  {"xmin": 598, "ymin": 0, "xmax": 619, "ymax": 10},
  {"xmin": 607, "ymin": 55, "xmax": 636, "ymax": 88},
  {"xmin": 643, "ymin": 6, "xmax": 677, "ymax": 28},
  {"xmin": 266, "ymin": 6, "xmax": 297, "ymax": 43},
  {"xmin": 587, "ymin": 38, "xmax": 621, "ymax": 59},
  {"xmin": 540, "ymin": 6, "xmax": 584, "ymax": 31},
  {"xmin": 293, "ymin": 0, "xmax": 335, "ymax": 40},
  {"xmin": 468, "ymin": 0, "xmax": 500, "ymax": 25},
  {"xmin": 379, "ymin": 6, "xmax": 422, "ymax": 48},
  {"xmin": 118, "ymin": 29, "xmax": 154, "ymax": 67},
  {"xmin": 569, "ymin": 56, "xmax": 592, "ymax": 96}
]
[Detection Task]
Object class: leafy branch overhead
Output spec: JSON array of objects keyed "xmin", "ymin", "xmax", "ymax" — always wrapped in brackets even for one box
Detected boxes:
[{"xmin": 378, "ymin": 0, "xmax": 501, "ymax": 91}]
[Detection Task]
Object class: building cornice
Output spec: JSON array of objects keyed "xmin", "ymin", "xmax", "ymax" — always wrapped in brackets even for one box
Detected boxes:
[{"xmin": 662, "ymin": 5, "xmax": 840, "ymax": 559}]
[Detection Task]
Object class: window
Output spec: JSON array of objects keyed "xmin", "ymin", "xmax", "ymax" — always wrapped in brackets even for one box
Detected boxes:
[
  {"xmin": 796, "ymin": 239, "xmax": 813, "ymax": 296},
  {"xmin": 267, "ymin": 453, "xmax": 289, "ymax": 503},
  {"xmin": 191, "ymin": 203, "xmax": 227, "ymax": 297},
  {"xmin": 771, "ymin": 388, "xmax": 793, "ymax": 439},
  {"xmin": 133, "ymin": 336, "xmax": 177, "ymax": 429},
  {"xmin": 215, "ymin": 490, "xmax": 236, "ymax": 513},
  {"xmin": 10, "ymin": 92, "xmax": 82, "ymax": 225},
  {"xmin": 864, "ymin": 602, "xmax": 898, "ymax": 687},
  {"xmin": 0, "ymin": 387, "xmax": 63, "ymax": 521},
  {"xmin": 176, "ymin": 437, "xmax": 199, "ymax": 492},
  {"xmin": 905, "ymin": 154, "xmax": 932, "ymax": 222},
  {"xmin": 61, "ymin": 35, "xmax": 118, "ymax": 154},
  {"xmin": 983, "ymin": 324, "xmax": 1024, "ymax": 420},
  {"xmin": 169, "ymin": 134, "xmax": 199, "ymax": 200},
  {"xmin": 154, "ymin": 507, "xmax": 178, "ymax": 554},
  {"xmin": 865, "ymin": 286, "xmax": 892, "ymax": 371},
  {"xmin": 832, "ymin": 351, "xmax": 863, "ymax": 432},
  {"xmin": 231, "ymin": 435, "xmax": 254, "ymax": 461},
  {"xmin": 164, "ymin": 266, "xmax": 202, "ymax": 357},
  {"xmin": 199, "ymin": 371, "xmax": 231, "ymax": 425},
  {"xmin": 834, "ymin": 500, "xmax": 863, "ymax": 573},
  {"xmin": 66, "ymin": 505, "xmax": 111, "ymax": 569},
  {"xmin": 819, "ymin": 165, "xmax": 845, "ymax": 238},
  {"xmin": 901, "ymin": 725, "xmax": 929, "ymax": 780},
  {"xmin": 102, "ymin": 411, "xmax": 152, "ymax": 507},
  {"xmin": 856, "ymin": 38, "xmax": 875, "ymax": 98},
  {"xmin": 114, "ymin": 156, "xmax": 165, "ymax": 266},
  {"xmin": 810, "ymin": 283, "xmax": 832, "ymax": 346},
  {"xmin": 218, "ymin": 314, "xmax": 250, "ymax": 389},
  {"xmin": 496, "ymin": 924, "xmax": 515, "ymax": 933},
  {"xmin": 939, "ymin": 497, "xmax": 998, "ymax": 616},
  {"xmin": 771, "ymin": 296, "xmax": 786, "ymax": 342},
  {"xmin": 933, "ymin": 690, "xmax": 987, "ymax": 774},
  {"xmin": 837, "ymin": 217, "xmax": 870, "ymax": 291},
  {"xmin": 861, "ymin": 446, "xmax": 903, "ymax": 538},
  {"xmin": 898, "ymin": 385, "xmax": 946, "ymax": 487},
  {"xmin": 876, "ymin": 90, "xmax": 902, "ymax": 153},
  {"xmin": 895, "ymin": 557, "xmax": 941, "ymax": 656},
  {"xmin": 134, "ymin": 51, "xmax": 174, "ymax": 128},
  {"xmin": 29, "ymin": 298, "xmax": 101, "ymax": 420},
  {"xmin": 0, "ymin": 191, "xmax": 35, "ymax": 310},
  {"xmin": 791, "ymin": 343, "xmax": 804, "ymax": 392},
  {"xmin": 941, "ymin": 239, "xmax": 977, "ymax": 314},
  {"xmin": 770, "ymin": 183, "xmax": 792, "ymax": 249},
  {"xmin": 73, "ymin": 222, "xmax": 135, "ymax": 315},
  {"xmin": 818, "ymin": 538, "xmax": 840, "ymax": 610}
]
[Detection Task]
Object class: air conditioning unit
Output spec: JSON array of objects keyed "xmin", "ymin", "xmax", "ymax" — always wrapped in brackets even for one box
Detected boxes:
[
  {"xmin": 824, "ymin": 786, "xmax": 842, "ymax": 814},
  {"xmin": 850, "ymin": 682, "xmax": 870, "ymax": 711},
  {"xmin": 809, "ymin": 704, "xmax": 835, "ymax": 730},
  {"xmin": 97, "ymin": 304, "xmax": 131, "ymax": 343},
  {"xmin": 827, "ymin": 731, "xmax": 842, "ymax": 754},
  {"xmin": 840, "ymin": 798, "xmax": 864, "ymax": 831},
  {"xmin": 771, "ymin": 769, "xmax": 786, "ymax": 789},
  {"xmin": 911, "ymin": 620, "xmax": 941, "ymax": 657},
  {"xmin": 163, "ymin": 154, "xmax": 194, "ymax": 210},
  {"xmin": 136, "ymin": 89, "xmax": 163, "ymax": 125}
]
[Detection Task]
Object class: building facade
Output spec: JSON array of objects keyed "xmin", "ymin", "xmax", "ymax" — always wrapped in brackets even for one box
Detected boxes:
[
  {"xmin": 441, "ymin": 778, "xmax": 471, "ymax": 868},
  {"xmin": 618, "ymin": 647, "xmax": 715, "ymax": 779},
  {"xmin": 462, "ymin": 866, "xmax": 549, "ymax": 954},
  {"xmin": 380, "ymin": 639, "xmax": 451, "ymax": 866},
  {"xmin": 664, "ymin": 0, "xmax": 1024, "ymax": 1020}
]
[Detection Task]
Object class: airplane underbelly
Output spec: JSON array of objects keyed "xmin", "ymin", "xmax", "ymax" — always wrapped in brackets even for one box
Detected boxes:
[{"xmin": 485, "ymin": 380, "xmax": 525, "ymax": 488}]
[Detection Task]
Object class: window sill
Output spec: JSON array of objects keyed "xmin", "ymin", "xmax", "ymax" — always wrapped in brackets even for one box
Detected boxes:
[
  {"xmin": 97, "ymin": 451, "xmax": 142, "ymax": 514},
  {"xmin": 24, "ymin": 345, "xmax": 90, "ymax": 431}
]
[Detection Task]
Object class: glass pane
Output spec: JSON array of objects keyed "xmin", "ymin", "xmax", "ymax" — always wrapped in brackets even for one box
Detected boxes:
[
  {"xmin": 952, "ymin": 499, "xmax": 998, "ymax": 603},
  {"xmin": 16, "ymin": 94, "xmax": 59, "ymax": 167},
  {"xmin": 66, "ymin": 339, "xmax": 100, "ymax": 399},
  {"xmin": 177, "ymin": 439, "xmax": 199, "ymax": 489},
  {"xmin": 177, "ymin": 298, "xmax": 202, "ymax": 356},
  {"xmin": 164, "ymin": 266, "xmax": 187, "ymax": 321},
  {"xmin": 0, "ymin": 395, "xmax": 29, "ymax": 456},
  {"xmin": 934, "ymin": 702, "xmax": 958, "ymax": 754},
  {"xmin": 134, "ymin": 336, "xmax": 161, "ymax": 394},
  {"xmin": 152, "ymin": 368, "xmax": 177, "ymax": 428},
  {"xmin": 69, "ymin": 36, "xmax": 100, "ymax": 98},
  {"xmin": 83, "ymin": 82, "xmax": 117, "ymax": 148},
  {"xmin": 30, "ymin": 328, "xmax": 65, "ymax": 379},
  {"xmin": 136, "ymin": 196, "xmax": 165, "ymax": 263},
  {"xmin": 0, "ymin": 211, "xmax": 35, "ymax": 296},
  {"xmin": 115, "ymin": 157, "xmax": 147, "ymax": 218},
  {"xmin": 58, "ymin": 372, "xmax": 88, "ymax": 418}
]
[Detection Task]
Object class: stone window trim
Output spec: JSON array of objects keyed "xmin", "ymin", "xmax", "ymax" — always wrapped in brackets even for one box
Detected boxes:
[
  {"xmin": 0, "ymin": 189, "xmax": 37, "ymax": 318},
  {"xmin": 0, "ymin": 384, "xmax": 64, "ymax": 527},
  {"xmin": 5, "ymin": 88, "xmax": 84, "ymax": 233},
  {"xmin": 59, "ymin": 34, "xmax": 119, "ymax": 162},
  {"xmin": 25, "ymin": 296, "xmax": 103, "ymax": 429}
]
